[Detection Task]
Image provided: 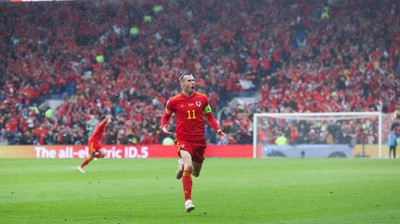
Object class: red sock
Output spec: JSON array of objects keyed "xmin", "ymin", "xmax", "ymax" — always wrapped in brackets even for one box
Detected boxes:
[
  {"xmin": 182, "ymin": 170, "xmax": 192, "ymax": 201},
  {"xmin": 80, "ymin": 158, "xmax": 90, "ymax": 168}
]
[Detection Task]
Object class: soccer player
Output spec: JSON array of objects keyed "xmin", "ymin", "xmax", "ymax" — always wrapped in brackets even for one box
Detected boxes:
[
  {"xmin": 161, "ymin": 72, "xmax": 226, "ymax": 213},
  {"xmin": 77, "ymin": 114, "xmax": 112, "ymax": 173}
]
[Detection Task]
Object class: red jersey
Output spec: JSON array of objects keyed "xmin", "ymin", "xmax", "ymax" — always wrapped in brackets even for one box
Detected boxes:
[
  {"xmin": 165, "ymin": 92, "xmax": 211, "ymax": 142},
  {"xmin": 89, "ymin": 119, "xmax": 108, "ymax": 143}
]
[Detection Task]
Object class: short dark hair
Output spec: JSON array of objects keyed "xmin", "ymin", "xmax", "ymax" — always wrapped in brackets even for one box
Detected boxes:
[
  {"xmin": 100, "ymin": 115, "xmax": 107, "ymax": 121},
  {"xmin": 179, "ymin": 72, "xmax": 194, "ymax": 82}
]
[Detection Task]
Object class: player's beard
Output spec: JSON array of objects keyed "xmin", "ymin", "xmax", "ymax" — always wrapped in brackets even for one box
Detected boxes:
[
  {"xmin": 187, "ymin": 85, "xmax": 195, "ymax": 95},
  {"xmin": 182, "ymin": 83, "xmax": 195, "ymax": 96}
]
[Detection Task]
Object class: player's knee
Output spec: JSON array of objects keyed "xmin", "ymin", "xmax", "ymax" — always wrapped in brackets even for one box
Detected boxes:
[
  {"xmin": 184, "ymin": 163, "xmax": 193, "ymax": 172},
  {"xmin": 99, "ymin": 148, "xmax": 107, "ymax": 157}
]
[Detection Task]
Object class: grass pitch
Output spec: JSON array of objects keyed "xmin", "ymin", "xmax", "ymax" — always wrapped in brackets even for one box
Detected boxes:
[{"xmin": 1, "ymin": 158, "xmax": 399, "ymax": 224}]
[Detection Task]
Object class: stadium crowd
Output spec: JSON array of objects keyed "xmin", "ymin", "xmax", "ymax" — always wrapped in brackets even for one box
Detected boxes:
[{"xmin": 0, "ymin": 0, "xmax": 399, "ymax": 146}]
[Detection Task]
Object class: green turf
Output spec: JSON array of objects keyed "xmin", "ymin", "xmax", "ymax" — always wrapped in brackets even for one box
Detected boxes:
[{"xmin": 0, "ymin": 158, "xmax": 399, "ymax": 224}]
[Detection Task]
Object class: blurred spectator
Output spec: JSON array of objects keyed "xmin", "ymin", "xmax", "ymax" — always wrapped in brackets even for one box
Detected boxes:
[
  {"xmin": 162, "ymin": 136, "xmax": 175, "ymax": 146},
  {"xmin": 86, "ymin": 115, "xmax": 99, "ymax": 138},
  {"xmin": 0, "ymin": 0, "xmax": 399, "ymax": 146},
  {"xmin": 275, "ymin": 132, "xmax": 288, "ymax": 145}
]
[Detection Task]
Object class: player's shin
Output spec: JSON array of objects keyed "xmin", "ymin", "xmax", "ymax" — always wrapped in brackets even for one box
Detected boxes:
[
  {"xmin": 80, "ymin": 158, "xmax": 90, "ymax": 168},
  {"xmin": 182, "ymin": 170, "xmax": 192, "ymax": 201}
]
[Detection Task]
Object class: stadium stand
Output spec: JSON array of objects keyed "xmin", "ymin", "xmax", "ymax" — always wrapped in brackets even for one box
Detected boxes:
[{"xmin": 0, "ymin": 0, "xmax": 399, "ymax": 145}]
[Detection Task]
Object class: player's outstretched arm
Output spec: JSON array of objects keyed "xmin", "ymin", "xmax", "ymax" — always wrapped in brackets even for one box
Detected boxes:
[
  {"xmin": 205, "ymin": 112, "xmax": 226, "ymax": 142},
  {"xmin": 161, "ymin": 110, "xmax": 174, "ymax": 137}
]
